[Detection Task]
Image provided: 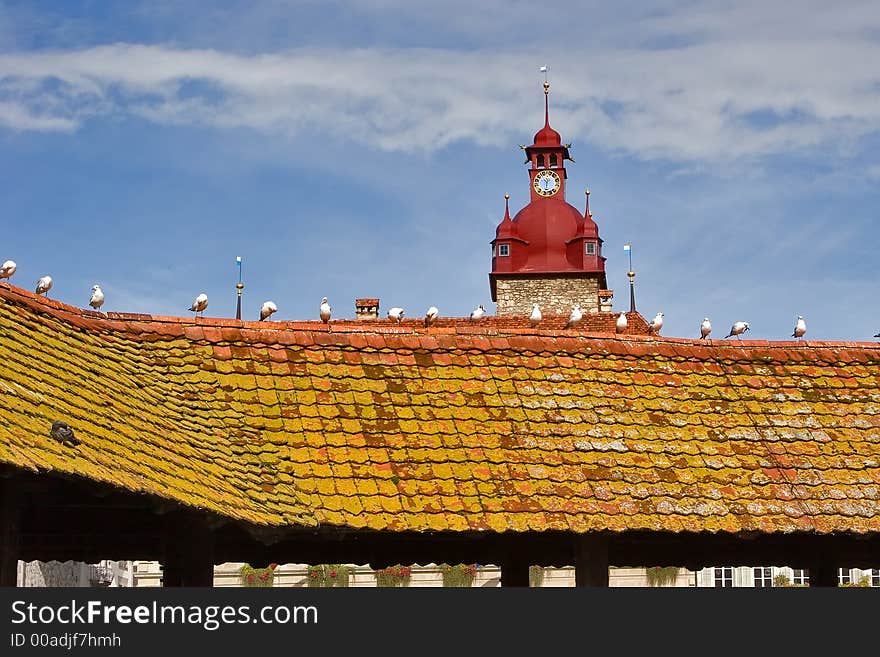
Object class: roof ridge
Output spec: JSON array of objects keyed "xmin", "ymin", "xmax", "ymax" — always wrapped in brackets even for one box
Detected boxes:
[{"xmin": 2, "ymin": 283, "xmax": 879, "ymax": 349}]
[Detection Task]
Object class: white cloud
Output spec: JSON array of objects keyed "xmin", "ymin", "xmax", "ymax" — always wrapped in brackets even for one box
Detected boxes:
[
  {"xmin": 2, "ymin": 1, "xmax": 880, "ymax": 163},
  {"xmin": 0, "ymin": 100, "xmax": 76, "ymax": 131}
]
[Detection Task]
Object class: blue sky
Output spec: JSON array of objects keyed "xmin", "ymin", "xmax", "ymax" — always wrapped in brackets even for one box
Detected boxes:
[{"xmin": 1, "ymin": 0, "xmax": 879, "ymax": 340}]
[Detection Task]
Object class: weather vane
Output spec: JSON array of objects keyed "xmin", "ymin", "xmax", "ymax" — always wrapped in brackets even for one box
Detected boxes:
[{"xmin": 540, "ymin": 65, "xmax": 550, "ymax": 83}]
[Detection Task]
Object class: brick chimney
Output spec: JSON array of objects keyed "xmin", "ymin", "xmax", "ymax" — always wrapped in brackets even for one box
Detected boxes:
[
  {"xmin": 355, "ymin": 298, "xmax": 379, "ymax": 320},
  {"xmin": 598, "ymin": 289, "xmax": 614, "ymax": 312}
]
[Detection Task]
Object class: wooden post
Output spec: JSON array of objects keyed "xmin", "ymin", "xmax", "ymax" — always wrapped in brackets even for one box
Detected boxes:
[
  {"xmin": 574, "ymin": 535, "xmax": 609, "ymax": 587},
  {"xmin": 500, "ymin": 559, "xmax": 530, "ymax": 587},
  {"xmin": 808, "ymin": 558, "xmax": 839, "ymax": 588},
  {"xmin": 0, "ymin": 476, "xmax": 20, "ymax": 587},
  {"xmin": 161, "ymin": 512, "xmax": 214, "ymax": 587}
]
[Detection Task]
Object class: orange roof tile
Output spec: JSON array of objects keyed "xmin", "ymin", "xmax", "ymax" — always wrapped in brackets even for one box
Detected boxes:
[{"xmin": 1, "ymin": 284, "xmax": 879, "ymax": 535}]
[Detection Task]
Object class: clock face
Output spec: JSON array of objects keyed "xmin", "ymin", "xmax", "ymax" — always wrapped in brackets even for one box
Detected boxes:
[{"xmin": 533, "ymin": 170, "xmax": 561, "ymax": 196}]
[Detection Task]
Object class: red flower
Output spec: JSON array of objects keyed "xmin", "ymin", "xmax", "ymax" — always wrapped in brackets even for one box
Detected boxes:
[
  {"xmin": 246, "ymin": 574, "xmax": 256, "ymax": 583},
  {"xmin": 269, "ymin": 563, "xmax": 278, "ymax": 570},
  {"xmin": 330, "ymin": 571, "xmax": 337, "ymax": 578}
]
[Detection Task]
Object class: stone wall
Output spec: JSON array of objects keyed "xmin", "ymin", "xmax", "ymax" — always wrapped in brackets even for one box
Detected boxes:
[{"xmin": 495, "ymin": 275, "xmax": 601, "ymax": 316}]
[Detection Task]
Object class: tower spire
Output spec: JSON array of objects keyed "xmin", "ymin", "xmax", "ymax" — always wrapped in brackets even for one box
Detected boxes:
[{"xmin": 504, "ymin": 193, "xmax": 511, "ymax": 221}]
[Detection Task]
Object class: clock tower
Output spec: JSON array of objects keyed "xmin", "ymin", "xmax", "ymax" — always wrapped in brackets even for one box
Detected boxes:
[{"xmin": 489, "ymin": 81, "xmax": 609, "ymax": 316}]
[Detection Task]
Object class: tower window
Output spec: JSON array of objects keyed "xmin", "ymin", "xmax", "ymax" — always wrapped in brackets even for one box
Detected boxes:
[
  {"xmin": 536, "ymin": 154, "xmax": 545, "ymax": 168},
  {"xmin": 585, "ymin": 242, "xmax": 596, "ymax": 255},
  {"xmin": 549, "ymin": 153, "xmax": 558, "ymax": 167},
  {"xmin": 498, "ymin": 244, "xmax": 510, "ymax": 257}
]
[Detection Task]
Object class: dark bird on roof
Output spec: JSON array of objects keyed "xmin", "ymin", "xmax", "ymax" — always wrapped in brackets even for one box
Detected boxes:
[{"xmin": 50, "ymin": 420, "xmax": 80, "ymax": 447}]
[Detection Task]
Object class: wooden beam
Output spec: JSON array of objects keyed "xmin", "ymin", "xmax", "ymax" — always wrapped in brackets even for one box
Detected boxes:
[
  {"xmin": 808, "ymin": 558, "xmax": 839, "ymax": 588},
  {"xmin": 0, "ymin": 476, "xmax": 20, "ymax": 587},
  {"xmin": 574, "ymin": 535, "xmax": 609, "ymax": 587},
  {"xmin": 161, "ymin": 512, "xmax": 215, "ymax": 587},
  {"xmin": 500, "ymin": 559, "xmax": 530, "ymax": 587}
]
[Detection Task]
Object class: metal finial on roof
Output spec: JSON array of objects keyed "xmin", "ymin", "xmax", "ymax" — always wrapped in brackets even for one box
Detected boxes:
[
  {"xmin": 235, "ymin": 256, "xmax": 244, "ymax": 321},
  {"xmin": 624, "ymin": 243, "xmax": 636, "ymax": 313}
]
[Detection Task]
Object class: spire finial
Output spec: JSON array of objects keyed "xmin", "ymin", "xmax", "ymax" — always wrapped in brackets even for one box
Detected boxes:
[
  {"xmin": 503, "ymin": 193, "xmax": 511, "ymax": 221},
  {"xmin": 540, "ymin": 65, "xmax": 551, "ymax": 126},
  {"xmin": 584, "ymin": 188, "xmax": 590, "ymax": 218},
  {"xmin": 543, "ymin": 81, "xmax": 550, "ymax": 127}
]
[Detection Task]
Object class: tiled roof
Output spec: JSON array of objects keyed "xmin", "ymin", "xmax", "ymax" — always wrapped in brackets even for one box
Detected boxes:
[{"xmin": 1, "ymin": 284, "xmax": 879, "ymax": 534}]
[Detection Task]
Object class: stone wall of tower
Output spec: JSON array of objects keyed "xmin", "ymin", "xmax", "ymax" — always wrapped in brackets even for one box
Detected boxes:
[{"xmin": 495, "ymin": 275, "xmax": 600, "ymax": 316}]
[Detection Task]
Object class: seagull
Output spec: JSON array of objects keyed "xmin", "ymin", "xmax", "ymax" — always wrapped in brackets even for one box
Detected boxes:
[
  {"xmin": 565, "ymin": 304, "xmax": 583, "ymax": 329},
  {"xmin": 529, "ymin": 303, "xmax": 542, "ymax": 326},
  {"xmin": 35, "ymin": 275, "xmax": 53, "ymax": 297},
  {"xmin": 0, "ymin": 260, "xmax": 16, "ymax": 285},
  {"xmin": 319, "ymin": 297, "xmax": 332, "ymax": 324},
  {"xmin": 792, "ymin": 315, "xmax": 806, "ymax": 339},
  {"xmin": 700, "ymin": 317, "xmax": 712, "ymax": 339},
  {"xmin": 470, "ymin": 304, "xmax": 485, "ymax": 322},
  {"xmin": 388, "ymin": 307, "xmax": 405, "ymax": 324},
  {"xmin": 260, "ymin": 300, "xmax": 278, "ymax": 321},
  {"xmin": 89, "ymin": 285, "xmax": 105, "ymax": 310},
  {"xmin": 724, "ymin": 321, "xmax": 750, "ymax": 339},
  {"xmin": 188, "ymin": 293, "xmax": 208, "ymax": 318},
  {"xmin": 648, "ymin": 312, "xmax": 664, "ymax": 335},
  {"xmin": 424, "ymin": 306, "xmax": 439, "ymax": 327},
  {"xmin": 616, "ymin": 312, "xmax": 627, "ymax": 334}
]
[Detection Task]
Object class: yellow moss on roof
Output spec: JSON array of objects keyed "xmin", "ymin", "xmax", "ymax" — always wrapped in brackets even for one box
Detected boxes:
[{"xmin": 1, "ymin": 286, "xmax": 880, "ymax": 534}]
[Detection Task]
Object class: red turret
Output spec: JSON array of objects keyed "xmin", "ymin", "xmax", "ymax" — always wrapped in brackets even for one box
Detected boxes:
[{"xmin": 490, "ymin": 81, "xmax": 607, "ymax": 306}]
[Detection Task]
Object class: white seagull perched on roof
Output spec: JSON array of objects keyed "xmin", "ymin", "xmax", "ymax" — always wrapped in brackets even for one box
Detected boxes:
[
  {"xmin": 725, "ymin": 321, "xmax": 750, "ymax": 339},
  {"xmin": 469, "ymin": 304, "xmax": 485, "ymax": 322},
  {"xmin": 700, "ymin": 317, "xmax": 712, "ymax": 340},
  {"xmin": 565, "ymin": 304, "xmax": 583, "ymax": 329},
  {"xmin": 35, "ymin": 275, "xmax": 52, "ymax": 297},
  {"xmin": 792, "ymin": 315, "xmax": 807, "ymax": 339},
  {"xmin": 616, "ymin": 312, "xmax": 627, "ymax": 334},
  {"xmin": 89, "ymin": 285, "xmax": 104, "ymax": 310},
  {"xmin": 424, "ymin": 306, "xmax": 439, "ymax": 327},
  {"xmin": 648, "ymin": 312, "xmax": 664, "ymax": 335},
  {"xmin": 529, "ymin": 303, "xmax": 542, "ymax": 326},
  {"xmin": 319, "ymin": 297, "xmax": 332, "ymax": 324},
  {"xmin": 0, "ymin": 260, "xmax": 16, "ymax": 285},
  {"xmin": 188, "ymin": 292, "xmax": 208, "ymax": 318},
  {"xmin": 260, "ymin": 300, "xmax": 278, "ymax": 321},
  {"xmin": 388, "ymin": 307, "xmax": 405, "ymax": 324}
]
